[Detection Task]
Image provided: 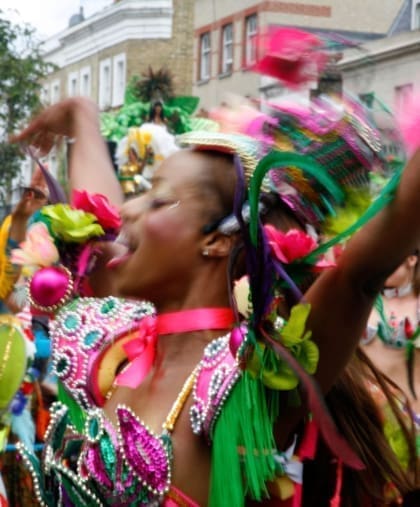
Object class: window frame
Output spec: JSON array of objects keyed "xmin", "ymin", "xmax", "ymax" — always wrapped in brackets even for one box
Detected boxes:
[
  {"xmin": 79, "ymin": 66, "xmax": 91, "ymax": 98},
  {"xmin": 99, "ymin": 58, "xmax": 112, "ymax": 110},
  {"xmin": 244, "ymin": 13, "xmax": 258, "ymax": 68},
  {"xmin": 199, "ymin": 32, "xmax": 211, "ymax": 81},
  {"xmin": 112, "ymin": 53, "xmax": 126, "ymax": 107},
  {"xmin": 221, "ymin": 23, "xmax": 234, "ymax": 75},
  {"xmin": 412, "ymin": 1, "xmax": 420, "ymax": 29},
  {"xmin": 67, "ymin": 71, "xmax": 79, "ymax": 98},
  {"xmin": 395, "ymin": 83, "xmax": 413, "ymax": 111},
  {"xmin": 50, "ymin": 79, "xmax": 60, "ymax": 104}
]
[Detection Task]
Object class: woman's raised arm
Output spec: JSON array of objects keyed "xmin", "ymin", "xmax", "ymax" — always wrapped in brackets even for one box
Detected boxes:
[
  {"xmin": 11, "ymin": 97, "xmax": 123, "ymax": 207},
  {"xmin": 307, "ymin": 148, "xmax": 420, "ymax": 392}
]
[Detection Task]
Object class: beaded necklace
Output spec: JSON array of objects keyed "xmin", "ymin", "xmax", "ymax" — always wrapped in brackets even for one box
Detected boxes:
[{"xmin": 374, "ymin": 294, "xmax": 420, "ymax": 349}]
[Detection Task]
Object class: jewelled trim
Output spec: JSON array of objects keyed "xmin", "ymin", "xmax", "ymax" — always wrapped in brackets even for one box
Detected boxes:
[
  {"xmin": 190, "ymin": 334, "xmax": 241, "ymax": 440},
  {"xmin": 50, "ymin": 297, "xmax": 154, "ymax": 408},
  {"xmin": 178, "ymin": 132, "xmax": 259, "ymax": 183},
  {"xmin": 116, "ymin": 405, "xmax": 172, "ymax": 497}
]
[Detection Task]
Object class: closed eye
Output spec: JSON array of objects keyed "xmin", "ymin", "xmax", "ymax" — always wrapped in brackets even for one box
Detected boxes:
[{"xmin": 149, "ymin": 198, "xmax": 179, "ymax": 210}]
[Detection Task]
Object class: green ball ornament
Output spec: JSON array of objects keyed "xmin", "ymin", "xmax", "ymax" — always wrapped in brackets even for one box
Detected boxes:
[{"xmin": 0, "ymin": 316, "xmax": 27, "ymax": 412}]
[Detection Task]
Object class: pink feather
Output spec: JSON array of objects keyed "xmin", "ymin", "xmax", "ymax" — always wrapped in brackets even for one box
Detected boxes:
[
  {"xmin": 253, "ymin": 27, "xmax": 328, "ymax": 88},
  {"xmin": 396, "ymin": 90, "xmax": 420, "ymax": 157}
]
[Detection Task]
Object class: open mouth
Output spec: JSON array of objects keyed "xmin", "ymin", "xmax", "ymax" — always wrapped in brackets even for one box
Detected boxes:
[{"xmin": 106, "ymin": 231, "xmax": 136, "ymax": 269}]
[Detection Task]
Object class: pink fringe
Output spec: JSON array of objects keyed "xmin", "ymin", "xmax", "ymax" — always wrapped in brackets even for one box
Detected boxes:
[{"xmin": 396, "ymin": 91, "xmax": 420, "ymax": 157}]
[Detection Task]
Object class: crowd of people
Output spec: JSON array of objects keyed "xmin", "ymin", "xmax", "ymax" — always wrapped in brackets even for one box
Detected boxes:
[{"xmin": 1, "ymin": 27, "xmax": 420, "ymax": 507}]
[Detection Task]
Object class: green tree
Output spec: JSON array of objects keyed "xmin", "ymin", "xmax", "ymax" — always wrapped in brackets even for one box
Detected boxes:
[{"xmin": 0, "ymin": 11, "xmax": 54, "ymax": 208}]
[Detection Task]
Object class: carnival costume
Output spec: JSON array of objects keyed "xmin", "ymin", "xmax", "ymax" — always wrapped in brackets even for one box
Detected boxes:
[
  {"xmin": 13, "ymin": 28, "xmax": 410, "ymax": 507},
  {"xmin": 363, "ymin": 288, "xmax": 420, "ymax": 460},
  {"xmin": 115, "ymin": 124, "xmax": 179, "ymax": 195},
  {"xmin": 0, "ymin": 216, "xmax": 18, "ymax": 309}
]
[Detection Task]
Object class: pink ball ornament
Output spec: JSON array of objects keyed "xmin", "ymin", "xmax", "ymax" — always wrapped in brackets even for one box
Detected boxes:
[
  {"xmin": 229, "ymin": 325, "xmax": 246, "ymax": 358},
  {"xmin": 29, "ymin": 265, "xmax": 73, "ymax": 312}
]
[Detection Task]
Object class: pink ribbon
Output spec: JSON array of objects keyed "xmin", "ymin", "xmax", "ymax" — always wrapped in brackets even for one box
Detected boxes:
[
  {"xmin": 114, "ymin": 316, "xmax": 157, "ymax": 388},
  {"xmin": 114, "ymin": 308, "xmax": 235, "ymax": 389}
]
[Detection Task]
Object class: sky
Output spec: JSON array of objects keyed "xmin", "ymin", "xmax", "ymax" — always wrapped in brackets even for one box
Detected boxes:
[{"xmin": 2, "ymin": 0, "xmax": 113, "ymax": 39}]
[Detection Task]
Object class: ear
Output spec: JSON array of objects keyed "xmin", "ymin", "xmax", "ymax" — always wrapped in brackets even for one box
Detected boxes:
[
  {"xmin": 200, "ymin": 231, "xmax": 237, "ymax": 258},
  {"xmin": 407, "ymin": 255, "xmax": 419, "ymax": 268}
]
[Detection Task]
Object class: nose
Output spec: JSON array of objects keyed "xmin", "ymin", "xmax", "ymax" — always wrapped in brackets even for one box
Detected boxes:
[{"xmin": 120, "ymin": 194, "xmax": 147, "ymax": 223}]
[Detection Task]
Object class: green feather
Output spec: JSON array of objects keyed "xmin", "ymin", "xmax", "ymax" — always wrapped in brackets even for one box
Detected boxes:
[
  {"xmin": 249, "ymin": 151, "xmax": 345, "ymax": 244},
  {"xmin": 210, "ymin": 372, "xmax": 277, "ymax": 506},
  {"xmin": 57, "ymin": 381, "xmax": 86, "ymax": 433},
  {"xmin": 304, "ymin": 163, "xmax": 403, "ymax": 262}
]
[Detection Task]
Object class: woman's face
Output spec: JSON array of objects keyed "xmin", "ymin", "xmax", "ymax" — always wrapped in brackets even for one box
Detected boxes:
[
  {"xmin": 109, "ymin": 150, "xmax": 227, "ymax": 302},
  {"xmin": 384, "ymin": 255, "xmax": 418, "ymax": 289}
]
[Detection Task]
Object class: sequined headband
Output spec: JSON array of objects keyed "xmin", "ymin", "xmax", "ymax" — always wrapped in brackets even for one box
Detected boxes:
[{"xmin": 177, "ymin": 131, "xmax": 261, "ymax": 184}]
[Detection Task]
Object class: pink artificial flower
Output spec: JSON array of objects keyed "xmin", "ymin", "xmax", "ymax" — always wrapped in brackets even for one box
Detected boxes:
[
  {"xmin": 264, "ymin": 224, "xmax": 335, "ymax": 270},
  {"xmin": 72, "ymin": 189, "xmax": 121, "ymax": 231},
  {"xmin": 253, "ymin": 27, "xmax": 328, "ymax": 88},
  {"xmin": 265, "ymin": 224, "xmax": 317, "ymax": 263}
]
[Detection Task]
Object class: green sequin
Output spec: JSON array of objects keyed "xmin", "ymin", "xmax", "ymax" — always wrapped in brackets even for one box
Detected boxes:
[
  {"xmin": 84, "ymin": 330, "xmax": 101, "ymax": 347},
  {"xmin": 56, "ymin": 358, "xmax": 68, "ymax": 374},
  {"xmin": 88, "ymin": 418, "xmax": 99, "ymax": 439},
  {"xmin": 100, "ymin": 299, "xmax": 116, "ymax": 314},
  {"xmin": 64, "ymin": 314, "xmax": 79, "ymax": 330}
]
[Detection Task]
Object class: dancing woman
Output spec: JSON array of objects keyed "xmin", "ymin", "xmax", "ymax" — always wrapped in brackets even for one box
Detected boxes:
[{"xmin": 10, "ymin": 92, "xmax": 420, "ymax": 506}]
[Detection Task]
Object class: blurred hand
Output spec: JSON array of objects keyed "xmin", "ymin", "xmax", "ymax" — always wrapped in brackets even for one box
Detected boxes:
[
  {"xmin": 13, "ymin": 165, "xmax": 49, "ymax": 220},
  {"xmin": 12, "ymin": 189, "xmax": 47, "ymax": 220},
  {"xmin": 10, "ymin": 97, "xmax": 99, "ymax": 155}
]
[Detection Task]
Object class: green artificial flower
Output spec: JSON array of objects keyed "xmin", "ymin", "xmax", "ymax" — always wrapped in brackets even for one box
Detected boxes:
[
  {"xmin": 280, "ymin": 303, "xmax": 312, "ymax": 347},
  {"xmin": 383, "ymin": 407, "xmax": 410, "ymax": 470},
  {"xmin": 280, "ymin": 303, "xmax": 319, "ymax": 375},
  {"xmin": 41, "ymin": 204, "xmax": 104, "ymax": 243},
  {"xmin": 247, "ymin": 303, "xmax": 319, "ymax": 391}
]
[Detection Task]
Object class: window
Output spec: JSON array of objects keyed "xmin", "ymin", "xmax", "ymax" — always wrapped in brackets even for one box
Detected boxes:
[
  {"xmin": 80, "ymin": 66, "xmax": 91, "ymax": 97},
  {"xmin": 40, "ymin": 84, "xmax": 49, "ymax": 105},
  {"xmin": 395, "ymin": 83, "xmax": 413, "ymax": 110},
  {"xmin": 67, "ymin": 72, "xmax": 78, "ymax": 97},
  {"xmin": 245, "ymin": 14, "xmax": 258, "ymax": 67},
  {"xmin": 48, "ymin": 151, "xmax": 58, "ymax": 178},
  {"xmin": 199, "ymin": 32, "xmax": 211, "ymax": 81},
  {"xmin": 112, "ymin": 53, "xmax": 126, "ymax": 107},
  {"xmin": 51, "ymin": 79, "xmax": 60, "ymax": 103},
  {"xmin": 99, "ymin": 58, "xmax": 112, "ymax": 110},
  {"xmin": 413, "ymin": 2, "xmax": 420, "ymax": 29},
  {"xmin": 221, "ymin": 23, "xmax": 233, "ymax": 74}
]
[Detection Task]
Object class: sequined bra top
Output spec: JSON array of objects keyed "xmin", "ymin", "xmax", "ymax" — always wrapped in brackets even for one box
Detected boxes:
[{"xmin": 18, "ymin": 297, "xmax": 240, "ymax": 507}]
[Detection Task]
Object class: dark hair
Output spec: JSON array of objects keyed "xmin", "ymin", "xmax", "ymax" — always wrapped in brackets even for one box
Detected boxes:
[
  {"xmin": 412, "ymin": 249, "xmax": 420, "ymax": 296},
  {"xmin": 149, "ymin": 101, "xmax": 165, "ymax": 123},
  {"xmin": 304, "ymin": 348, "xmax": 418, "ymax": 506}
]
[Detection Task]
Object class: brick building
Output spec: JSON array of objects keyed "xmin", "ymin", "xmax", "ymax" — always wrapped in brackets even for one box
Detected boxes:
[
  {"xmin": 193, "ymin": 0, "xmax": 407, "ymax": 110},
  {"xmin": 41, "ymin": 0, "xmax": 194, "ymax": 110},
  {"xmin": 38, "ymin": 0, "xmax": 193, "ymax": 179}
]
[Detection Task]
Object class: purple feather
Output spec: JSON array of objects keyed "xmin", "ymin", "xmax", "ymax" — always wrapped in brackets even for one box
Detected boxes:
[{"xmin": 25, "ymin": 146, "xmax": 68, "ymax": 204}]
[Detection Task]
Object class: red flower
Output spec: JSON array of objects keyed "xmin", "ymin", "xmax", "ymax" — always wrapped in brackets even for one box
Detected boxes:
[
  {"xmin": 72, "ymin": 190, "xmax": 121, "ymax": 231},
  {"xmin": 253, "ymin": 27, "xmax": 328, "ymax": 88},
  {"xmin": 264, "ymin": 224, "xmax": 335, "ymax": 270},
  {"xmin": 265, "ymin": 225, "xmax": 317, "ymax": 263}
]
